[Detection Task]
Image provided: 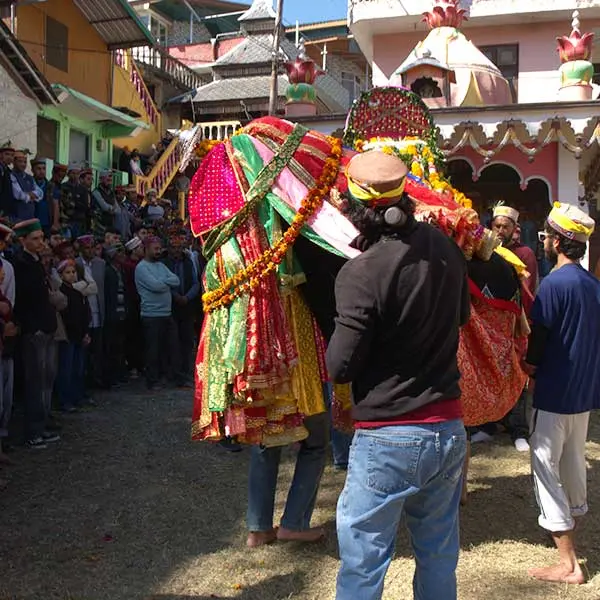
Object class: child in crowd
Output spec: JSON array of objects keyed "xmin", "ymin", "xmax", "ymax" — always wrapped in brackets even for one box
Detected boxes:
[{"xmin": 56, "ymin": 259, "xmax": 91, "ymax": 412}]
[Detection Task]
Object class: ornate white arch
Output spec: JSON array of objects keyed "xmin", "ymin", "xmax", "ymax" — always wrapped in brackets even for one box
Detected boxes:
[
  {"xmin": 524, "ymin": 176, "xmax": 554, "ymax": 205},
  {"xmin": 476, "ymin": 161, "xmax": 525, "ymax": 186},
  {"xmin": 447, "ymin": 156, "xmax": 476, "ymax": 177}
]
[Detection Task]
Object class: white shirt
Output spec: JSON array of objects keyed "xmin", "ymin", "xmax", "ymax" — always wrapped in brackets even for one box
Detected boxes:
[{"xmin": 0, "ymin": 255, "xmax": 15, "ymax": 307}]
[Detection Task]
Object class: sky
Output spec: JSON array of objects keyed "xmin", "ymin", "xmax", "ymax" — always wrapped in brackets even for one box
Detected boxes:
[
  {"xmin": 282, "ymin": 0, "xmax": 347, "ymax": 24},
  {"xmin": 224, "ymin": 0, "xmax": 348, "ymax": 25}
]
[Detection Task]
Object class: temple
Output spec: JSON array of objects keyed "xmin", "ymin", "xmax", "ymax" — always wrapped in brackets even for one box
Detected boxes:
[{"xmin": 292, "ymin": 0, "xmax": 600, "ymax": 270}]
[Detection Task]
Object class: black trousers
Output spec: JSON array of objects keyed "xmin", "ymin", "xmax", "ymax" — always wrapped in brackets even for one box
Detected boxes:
[
  {"xmin": 172, "ymin": 310, "xmax": 195, "ymax": 377},
  {"xmin": 86, "ymin": 327, "xmax": 104, "ymax": 388},
  {"xmin": 141, "ymin": 316, "xmax": 180, "ymax": 387},
  {"xmin": 124, "ymin": 311, "xmax": 145, "ymax": 372},
  {"xmin": 103, "ymin": 320, "xmax": 126, "ymax": 385}
]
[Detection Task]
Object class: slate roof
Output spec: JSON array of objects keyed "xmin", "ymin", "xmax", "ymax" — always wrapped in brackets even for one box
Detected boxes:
[
  {"xmin": 189, "ymin": 74, "xmax": 287, "ymax": 102},
  {"xmin": 215, "ymin": 34, "xmax": 297, "ymax": 66},
  {"xmin": 238, "ymin": 0, "xmax": 276, "ymax": 22}
]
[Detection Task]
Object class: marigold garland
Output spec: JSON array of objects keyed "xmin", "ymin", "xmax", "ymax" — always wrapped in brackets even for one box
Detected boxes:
[
  {"xmin": 195, "ymin": 139, "xmax": 223, "ymax": 160},
  {"xmin": 354, "ymin": 136, "xmax": 473, "ymax": 210},
  {"xmin": 202, "ymin": 136, "xmax": 343, "ymax": 313}
]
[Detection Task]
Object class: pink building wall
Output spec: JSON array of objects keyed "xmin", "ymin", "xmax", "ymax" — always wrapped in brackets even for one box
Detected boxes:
[{"xmin": 372, "ymin": 19, "xmax": 600, "ymax": 103}]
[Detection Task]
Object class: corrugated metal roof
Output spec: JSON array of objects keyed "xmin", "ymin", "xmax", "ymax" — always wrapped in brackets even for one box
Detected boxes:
[
  {"xmin": 238, "ymin": 0, "xmax": 276, "ymax": 22},
  {"xmin": 72, "ymin": 0, "xmax": 155, "ymax": 50},
  {"xmin": 189, "ymin": 74, "xmax": 287, "ymax": 102}
]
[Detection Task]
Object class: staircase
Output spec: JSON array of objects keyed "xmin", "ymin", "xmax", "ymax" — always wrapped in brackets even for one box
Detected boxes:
[
  {"xmin": 114, "ymin": 49, "xmax": 161, "ymax": 130},
  {"xmin": 134, "ymin": 136, "xmax": 182, "ymax": 198},
  {"xmin": 131, "ymin": 46, "xmax": 210, "ymax": 91}
]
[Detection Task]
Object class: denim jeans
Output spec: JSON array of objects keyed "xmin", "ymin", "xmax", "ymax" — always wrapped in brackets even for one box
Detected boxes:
[
  {"xmin": 58, "ymin": 341, "xmax": 86, "ymax": 410},
  {"xmin": 336, "ymin": 419, "xmax": 467, "ymax": 600},
  {"xmin": 246, "ymin": 412, "xmax": 329, "ymax": 532}
]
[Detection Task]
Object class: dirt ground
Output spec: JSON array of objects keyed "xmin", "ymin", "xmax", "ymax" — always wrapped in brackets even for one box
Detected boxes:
[{"xmin": 1, "ymin": 384, "xmax": 600, "ymax": 600}]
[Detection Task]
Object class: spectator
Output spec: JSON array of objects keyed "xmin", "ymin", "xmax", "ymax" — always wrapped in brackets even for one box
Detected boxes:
[
  {"xmin": 60, "ymin": 164, "xmax": 90, "ymax": 239},
  {"xmin": 163, "ymin": 232, "xmax": 199, "ymax": 383},
  {"xmin": 92, "ymin": 170, "xmax": 118, "ymax": 240},
  {"xmin": 118, "ymin": 146, "xmax": 132, "ymax": 177},
  {"xmin": 103, "ymin": 243, "xmax": 127, "ymax": 386},
  {"xmin": 0, "ymin": 258, "xmax": 16, "ymax": 463},
  {"xmin": 13, "ymin": 219, "xmax": 61, "ymax": 449},
  {"xmin": 134, "ymin": 236, "xmax": 180, "ymax": 390},
  {"xmin": 123, "ymin": 236, "xmax": 145, "ymax": 377},
  {"xmin": 141, "ymin": 189, "xmax": 166, "ymax": 223},
  {"xmin": 0, "ymin": 142, "xmax": 15, "ymax": 217},
  {"xmin": 75, "ymin": 234, "xmax": 105, "ymax": 389},
  {"xmin": 31, "ymin": 157, "xmax": 55, "ymax": 234},
  {"xmin": 130, "ymin": 150, "xmax": 144, "ymax": 177},
  {"xmin": 56, "ymin": 259, "xmax": 90, "ymax": 412},
  {"xmin": 11, "ymin": 151, "xmax": 43, "ymax": 221}
]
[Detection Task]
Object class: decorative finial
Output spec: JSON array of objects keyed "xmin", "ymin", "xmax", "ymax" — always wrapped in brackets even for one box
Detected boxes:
[
  {"xmin": 422, "ymin": 0, "xmax": 468, "ymax": 30},
  {"xmin": 556, "ymin": 10, "xmax": 594, "ymax": 63}
]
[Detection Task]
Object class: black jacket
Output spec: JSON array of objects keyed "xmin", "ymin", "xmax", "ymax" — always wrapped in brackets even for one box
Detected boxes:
[
  {"xmin": 59, "ymin": 283, "xmax": 90, "ymax": 343},
  {"xmin": 13, "ymin": 251, "xmax": 57, "ymax": 335},
  {"xmin": 326, "ymin": 222, "xmax": 470, "ymax": 422}
]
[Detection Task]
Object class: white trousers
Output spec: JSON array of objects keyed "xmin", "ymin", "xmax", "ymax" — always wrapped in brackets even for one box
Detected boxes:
[{"xmin": 530, "ymin": 409, "xmax": 589, "ymax": 532}]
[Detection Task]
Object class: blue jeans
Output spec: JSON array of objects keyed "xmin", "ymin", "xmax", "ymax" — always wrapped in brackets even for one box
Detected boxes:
[
  {"xmin": 246, "ymin": 412, "xmax": 329, "ymax": 532},
  {"xmin": 58, "ymin": 341, "xmax": 86, "ymax": 410},
  {"xmin": 336, "ymin": 420, "xmax": 467, "ymax": 600}
]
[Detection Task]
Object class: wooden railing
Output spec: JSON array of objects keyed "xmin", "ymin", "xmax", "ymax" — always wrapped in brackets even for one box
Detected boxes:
[
  {"xmin": 198, "ymin": 120, "xmax": 242, "ymax": 140},
  {"xmin": 115, "ymin": 49, "xmax": 161, "ymax": 129},
  {"xmin": 134, "ymin": 136, "xmax": 182, "ymax": 198},
  {"xmin": 131, "ymin": 46, "xmax": 209, "ymax": 90}
]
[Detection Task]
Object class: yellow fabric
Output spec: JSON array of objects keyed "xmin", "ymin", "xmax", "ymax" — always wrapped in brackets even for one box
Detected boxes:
[
  {"xmin": 549, "ymin": 203, "xmax": 594, "ymax": 239},
  {"xmin": 495, "ymin": 246, "xmax": 527, "ymax": 278},
  {"xmin": 285, "ymin": 289, "xmax": 327, "ymax": 417},
  {"xmin": 347, "ymin": 174, "xmax": 406, "ymax": 205}
]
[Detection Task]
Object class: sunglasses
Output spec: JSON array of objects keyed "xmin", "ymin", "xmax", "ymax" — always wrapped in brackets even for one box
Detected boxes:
[{"xmin": 538, "ymin": 231, "xmax": 555, "ymax": 243}]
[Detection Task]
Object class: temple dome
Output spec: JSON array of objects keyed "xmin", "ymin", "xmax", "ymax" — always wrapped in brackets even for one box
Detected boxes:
[{"xmin": 392, "ymin": 26, "xmax": 514, "ymax": 106}]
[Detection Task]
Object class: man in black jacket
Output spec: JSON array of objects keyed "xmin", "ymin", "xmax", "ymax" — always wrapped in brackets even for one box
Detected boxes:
[
  {"xmin": 13, "ymin": 219, "xmax": 60, "ymax": 449},
  {"xmin": 162, "ymin": 232, "xmax": 199, "ymax": 384},
  {"xmin": 0, "ymin": 143, "xmax": 15, "ymax": 218},
  {"xmin": 326, "ymin": 152, "xmax": 470, "ymax": 600}
]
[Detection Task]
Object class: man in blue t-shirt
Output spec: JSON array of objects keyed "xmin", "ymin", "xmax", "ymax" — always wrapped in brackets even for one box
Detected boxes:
[{"xmin": 523, "ymin": 202, "xmax": 598, "ymax": 586}]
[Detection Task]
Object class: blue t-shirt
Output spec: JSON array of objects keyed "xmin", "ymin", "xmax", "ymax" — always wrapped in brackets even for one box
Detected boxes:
[{"xmin": 531, "ymin": 263, "xmax": 600, "ymax": 414}]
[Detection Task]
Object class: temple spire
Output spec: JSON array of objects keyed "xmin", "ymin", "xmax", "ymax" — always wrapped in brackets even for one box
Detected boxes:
[
  {"xmin": 557, "ymin": 10, "xmax": 594, "ymax": 63},
  {"xmin": 422, "ymin": 0, "xmax": 468, "ymax": 30}
]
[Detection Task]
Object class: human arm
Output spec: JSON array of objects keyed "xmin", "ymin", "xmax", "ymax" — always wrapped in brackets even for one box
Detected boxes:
[
  {"xmin": 161, "ymin": 264, "xmax": 180, "ymax": 289},
  {"xmin": 135, "ymin": 262, "xmax": 170, "ymax": 293},
  {"xmin": 522, "ymin": 281, "xmax": 557, "ymax": 375},
  {"xmin": 325, "ymin": 262, "xmax": 377, "ymax": 384},
  {"xmin": 10, "ymin": 174, "xmax": 34, "ymax": 203},
  {"xmin": 92, "ymin": 190, "xmax": 116, "ymax": 214}
]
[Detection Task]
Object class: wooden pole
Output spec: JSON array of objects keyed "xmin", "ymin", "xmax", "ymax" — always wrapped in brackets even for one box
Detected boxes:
[{"xmin": 268, "ymin": 0, "xmax": 284, "ymax": 116}]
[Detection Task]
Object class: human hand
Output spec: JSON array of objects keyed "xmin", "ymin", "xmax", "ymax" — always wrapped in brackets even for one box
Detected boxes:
[
  {"xmin": 29, "ymin": 192, "xmax": 37, "ymax": 201},
  {"xmin": 0, "ymin": 301, "xmax": 10, "ymax": 317},
  {"xmin": 3, "ymin": 322, "xmax": 17, "ymax": 337},
  {"xmin": 83, "ymin": 334, "xmax": 91, "ymax": 346}
]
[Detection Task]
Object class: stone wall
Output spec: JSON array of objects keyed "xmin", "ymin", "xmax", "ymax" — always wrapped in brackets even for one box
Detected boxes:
[
  {"xmin": 0, "ymin": 63, "xmax": 38, "ymax": 156},
  {"xmin": 168, "ymin": 20, "xmax": 212, "ymax": 47}
]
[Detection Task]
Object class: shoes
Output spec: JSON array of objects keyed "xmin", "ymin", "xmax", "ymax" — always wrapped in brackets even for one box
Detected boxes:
[
  {"xmin": 333, "ymin": 464, "xmax": 348, "ymax": 472},
  {"xmin": 514, "ymin": 437, "xmax": 530, "ymax": 452},
  {"xmin": 26, "ymin": 437, "xmax": 48, "ymax": 449},
  {"xmin": 470, "ymin": 431, "xmax": 494, "ymax": 444},
  {"xmin": 41, "ymin": 431, "xmax": 61, "ymax": 443}
]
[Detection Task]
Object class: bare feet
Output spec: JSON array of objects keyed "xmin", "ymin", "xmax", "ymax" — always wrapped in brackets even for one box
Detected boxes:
[
  {"xmin": 528, "ymin": 562, "xmax": 585, "ymax": 584},
  {"xmin": 276, "ymin": 526, "xmax": 325, "ymax": 543},
  {"xmin": 246, "ymin": 528, "xmax": 278, "ymax": 548}
]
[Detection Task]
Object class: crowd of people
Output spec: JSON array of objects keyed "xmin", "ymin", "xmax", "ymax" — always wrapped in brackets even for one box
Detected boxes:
[{"xmin": 0, "ymin": 143, "xmax": 204, "ymax": 468}]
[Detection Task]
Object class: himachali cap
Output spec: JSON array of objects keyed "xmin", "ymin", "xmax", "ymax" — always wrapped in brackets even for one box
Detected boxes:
[
  {"xmin": 57, "ymin": 258, "xmax": 76, "ymax": 273},
  {"xmin": 13, "ymin": 150, "xmax": 29, "ymax": 159},
  {"xmin": 80, "ymin": 167, "xmax": 93, "ymax": 176},
  {"xmin": 125, "ymin": 236, "xmax": 142, "ymax": 252},
  {"xmin": 493, "ymin": 202, "xmax": 519, "ymax": 223},
  {"xmin": 146, "ymin": 188, "xmax": 158, "ymax": 196},
  {"xmin": 345, "ymin": 152, "xmax": 408, "ymax": 207},
  {"xmin": 13, "ymin": 218, "xmax": 42, "ymax": 237},
  {"xmin": 143, "ymin": 235, "xmax": 162, "ymax": 247},
  {"xmin": 76, "ymin": 234, "xmax": 95, "ymax": 247},
  {"xmin": 31, "ymin": 156, "xmax": 47, "ymax": 166},
  {"xmin": 0, "ymin": 141, "xmax": 14, "ymax": 152},
  {"xmin": 53, "ymin": 162, "xmax": 68, "ymax": 172},
  {"xmin": 547, "ymin": 202, "xmax": 595, "ymax": 243},
  {"xmin": 100, "ymin": 169, "xmax": 113, "ymax": 178},
  {"xmin": 68, "ymin": 162, "xmax": 82, "ymax": 173},
  {"xmin": 0, "ymin": 222, "xmax": 14, "ymax": 240}
]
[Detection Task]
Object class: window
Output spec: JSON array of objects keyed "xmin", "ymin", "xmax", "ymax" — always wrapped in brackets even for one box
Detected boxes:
[
  {"xmin": 45, "ymin": 15, "xmax": 69, "ymax": 72},
  {"xmin": 69, "ymin": 129, "xmax": 90, "ymax": 166},
  {"xmin": 480, "ymin": 44, "xmax": 519, "ymax": 101},
  {"xmin": 411, "ymin": 77, "xmax": 443, "ymax": 99},
  {"xmin": 149, "ymin": 14, "xmax": 169, "ymax": 46},
  {"xmin": 341, "ymin": 71, "xmax": 362, "ymax": 103},
  {"xmin": 37, "ymin": 116, "xmax": 58, "ymax": 161}
]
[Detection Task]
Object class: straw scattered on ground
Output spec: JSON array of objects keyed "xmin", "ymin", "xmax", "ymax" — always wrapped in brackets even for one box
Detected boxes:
[{"xmin": 1, "ymin": 384, "xmax": 600, "ymax": 600}]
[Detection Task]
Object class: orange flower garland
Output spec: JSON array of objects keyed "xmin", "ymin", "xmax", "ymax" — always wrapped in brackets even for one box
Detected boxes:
[
  {"xmin": 195, "ymin": 139, "xmax": 223, "ymax": 160},
  {"xmin": 202, "ymin": 136, "xmax": 343, "ymax": 313}
]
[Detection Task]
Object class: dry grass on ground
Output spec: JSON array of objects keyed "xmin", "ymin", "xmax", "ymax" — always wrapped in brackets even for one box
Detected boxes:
[{"xmin": 1, "ymin": 385, "xmax": 600, "ymax": 600}]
